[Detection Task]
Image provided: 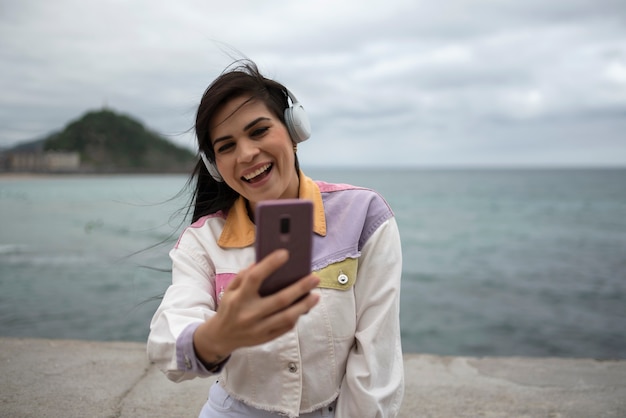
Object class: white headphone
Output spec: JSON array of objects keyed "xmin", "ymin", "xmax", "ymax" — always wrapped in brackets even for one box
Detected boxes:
[
  {"xmin": 200, "ymin": 89, "xmax": 310, "ymax": 182},
  {"xmin": 200, "ymin": 151, "xmax": 224, "ymax": 182},
  {"xmin": 283, "ymin": 89, "xmax": 311, "ymax": 144}
]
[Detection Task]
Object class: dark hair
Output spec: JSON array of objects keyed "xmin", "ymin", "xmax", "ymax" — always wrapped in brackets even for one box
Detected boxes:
[{"xmin": 190, "ymin": 61, "xmax": 301, "ymax": 222}]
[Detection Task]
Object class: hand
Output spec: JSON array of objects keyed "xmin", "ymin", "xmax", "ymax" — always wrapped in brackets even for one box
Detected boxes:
[{"xmin": 193, "ymin": 249, "xmax": 320, "ymax": 365}]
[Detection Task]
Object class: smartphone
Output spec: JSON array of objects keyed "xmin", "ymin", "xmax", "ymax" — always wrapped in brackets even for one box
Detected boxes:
[{"xmin": 255, "ymin": 199, "xmax": 313, "ymax": 297}]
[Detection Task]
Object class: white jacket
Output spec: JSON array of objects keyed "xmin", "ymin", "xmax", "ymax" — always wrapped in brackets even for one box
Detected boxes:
[{"xmin": 148, "ymin": 173, "xmax": 404, "ymax": 417}]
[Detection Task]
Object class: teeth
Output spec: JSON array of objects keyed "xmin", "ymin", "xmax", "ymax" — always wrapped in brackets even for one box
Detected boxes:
[{"xmin": 243, "ymin": 163, "xmax": 272, "ymax": 181}]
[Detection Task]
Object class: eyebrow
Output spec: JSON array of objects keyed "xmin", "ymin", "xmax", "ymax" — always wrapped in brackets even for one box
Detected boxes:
[{"xmin": 212, "ymin": 117, "xmax": 271, "ymax": 147}]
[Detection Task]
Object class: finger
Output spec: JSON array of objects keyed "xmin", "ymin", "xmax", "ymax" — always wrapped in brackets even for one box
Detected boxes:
[
  {"xmin": 259, "ymin": 274, "xmax": 320, "ymax": 315},
  {"xmin": 225, "ymin": 272, "xmax": 243, "ymax": 292},
  {"xmin": 256, "ymin": 291, "xmax": 321, "ymax": 337},
  {"xmin": 244, "ymin": 249, "xmax": 290, "ymax": 292},
  {"xmin": 222, "ymin": 249, "xmax": 288, "ymax": 296}
]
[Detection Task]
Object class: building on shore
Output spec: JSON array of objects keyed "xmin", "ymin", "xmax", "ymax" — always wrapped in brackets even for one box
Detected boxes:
[{"xmin": 1, "ymin": 151, "xmax": 81, "ymax": 173}]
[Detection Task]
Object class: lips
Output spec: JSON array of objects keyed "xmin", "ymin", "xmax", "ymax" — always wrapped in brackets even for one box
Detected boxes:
[{"xmin": 242, "ymin": 163, "xmax": 273, "ymax": 183}]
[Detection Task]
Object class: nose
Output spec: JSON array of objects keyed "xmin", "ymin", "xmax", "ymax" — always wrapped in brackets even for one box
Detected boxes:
[{"xmin": 236, "ymin": 139, "xmax": 260, "ymax": 163}]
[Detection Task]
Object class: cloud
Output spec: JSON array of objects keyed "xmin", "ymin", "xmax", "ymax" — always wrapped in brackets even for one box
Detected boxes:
[{"xmin": 1, "ymin": 0, "xmax": 625, "ymax": 167}]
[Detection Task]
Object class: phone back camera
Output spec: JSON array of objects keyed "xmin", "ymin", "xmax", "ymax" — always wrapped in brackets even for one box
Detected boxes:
[{"xmin": 280, "ymin": 217, "xmax": 290, "ymax": 234}]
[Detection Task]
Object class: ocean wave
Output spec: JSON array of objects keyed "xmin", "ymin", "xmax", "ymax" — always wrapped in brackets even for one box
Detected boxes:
[
  {"xmin": 0, "ymin": 244, "xmax": 29, "ymax": 255},
  {"xmin": 0, "ymin": 251, "xmax": 100, "ymax": 266}
]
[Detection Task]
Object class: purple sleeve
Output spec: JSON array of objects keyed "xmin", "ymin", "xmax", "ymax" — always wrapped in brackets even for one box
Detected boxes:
[
  {"xmin": 176, "ymin": 322, "xmax": 230, "ymax": 375},
  {"xmin": 175, "ymin": 322, "xmax": 213, "ymax": 376}
]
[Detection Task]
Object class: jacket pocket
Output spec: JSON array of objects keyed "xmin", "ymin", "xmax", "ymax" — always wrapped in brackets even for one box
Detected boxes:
[
  {"xmin": 315, "ymin": 258, "xmax": 358, "ymax": 290},
  {"xmin": 215, "ymin": 272, "xmax": 237, "ymax": 307},
  {"xmin": 313, "ymin": 258, "xmax": 358, "ymax": 339}
]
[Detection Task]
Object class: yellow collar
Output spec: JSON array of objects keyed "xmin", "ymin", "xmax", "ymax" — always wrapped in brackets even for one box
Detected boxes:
[{"xmin": 217, "ymin": 171, "xmax": 327, "ymax": 248}]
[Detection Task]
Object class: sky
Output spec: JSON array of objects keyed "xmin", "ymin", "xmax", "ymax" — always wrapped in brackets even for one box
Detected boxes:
[{"xmin": 1, "ymin": 0, "xmax": 625, "ymax": 168}]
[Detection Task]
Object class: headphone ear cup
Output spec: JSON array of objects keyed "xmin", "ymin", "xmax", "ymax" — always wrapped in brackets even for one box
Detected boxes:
[
  {"xmin": 206, "ymin": 162, "xmax": 224, "ymax": 182},
  {"xmin": 284, "ymin": 102, "xmax": 311, "ymax": 144},
  {"xmin": 200, "ymin": 152, "xmax": 224, "ymax": 182}
]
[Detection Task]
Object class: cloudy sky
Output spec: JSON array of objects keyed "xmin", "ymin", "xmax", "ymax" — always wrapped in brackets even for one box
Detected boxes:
[{"xmin": 1, "ymin": 0, "xmax": 625, "ymax": 167}]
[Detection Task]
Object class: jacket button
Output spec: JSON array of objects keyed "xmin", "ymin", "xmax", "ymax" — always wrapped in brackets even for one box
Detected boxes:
[
  {"xmin": 184, "ymin": 356, "xmax": 192, "ymax": 369},
  {"xmin": 288, "ymin": 362, "xmax": 298, "ymax": 373},
  {"xmin": 337, "ymin": 273, "xmax": 349, "ymax": 285}
]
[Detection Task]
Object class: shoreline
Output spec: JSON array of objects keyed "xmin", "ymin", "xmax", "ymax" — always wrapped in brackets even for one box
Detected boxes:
[
  {"xmin": 1, "ymin": 337, "xmax": 625, "ymax": 417},
  {"xmin": 2, "ymin": 334, "xmax": 623, "ymax": 361},
  {"xmin": 2, "ymin": 166, "xmax": 626, "ymax": 177},
  {"xmin": 0, "ymin": 171, "xmax": 190, "ymax": 179}
]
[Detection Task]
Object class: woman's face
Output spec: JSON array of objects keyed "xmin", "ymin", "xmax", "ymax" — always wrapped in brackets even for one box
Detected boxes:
[{"xmin": 210, "ymin": 96, "xmax": 299, "ymax": 213}]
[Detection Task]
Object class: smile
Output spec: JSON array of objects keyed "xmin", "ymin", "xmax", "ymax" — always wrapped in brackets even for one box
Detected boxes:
[{"xmin": 242, "ymin": 163, "xmax": 273, "ymax": 183}]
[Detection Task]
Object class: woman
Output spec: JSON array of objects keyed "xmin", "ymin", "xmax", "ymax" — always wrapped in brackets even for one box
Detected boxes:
[{"xmin": 147, "ymin": 61, "xmax": 404, "ymax": 417}]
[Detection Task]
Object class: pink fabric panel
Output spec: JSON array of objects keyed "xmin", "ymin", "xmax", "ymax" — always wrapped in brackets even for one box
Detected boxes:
[{"xmin": 215, "ymin": 272, "xmax": 237, "ymax": 304}]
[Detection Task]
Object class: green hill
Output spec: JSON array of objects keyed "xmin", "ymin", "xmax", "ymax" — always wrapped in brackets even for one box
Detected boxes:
[{"xmin": 42, "ymin": 108, "xmax": 196, "ymax": 173}]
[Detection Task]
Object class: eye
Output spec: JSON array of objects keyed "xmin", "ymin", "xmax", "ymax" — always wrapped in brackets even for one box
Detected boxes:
[
  {"xmin": 216, "ymin": 142, "xmax": 234, "ymax": 154},
  {"xmin": 250, "ymin": 127, "xmax": 269, "ymax": 138}
]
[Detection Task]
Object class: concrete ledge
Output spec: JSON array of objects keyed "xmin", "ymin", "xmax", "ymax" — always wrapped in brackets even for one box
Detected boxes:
[{"xmin": 1, "ymin": 338, "xmax": 624, "ymax": 417}]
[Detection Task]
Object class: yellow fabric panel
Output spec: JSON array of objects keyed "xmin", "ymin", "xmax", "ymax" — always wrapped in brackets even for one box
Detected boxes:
[{"xmin": 314, "ymin": 258, "xmax": 358, "ymax": 290}]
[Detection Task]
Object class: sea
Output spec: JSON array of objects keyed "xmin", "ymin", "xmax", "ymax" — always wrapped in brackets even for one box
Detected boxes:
[{"xmin": 1, "ymin": 168, "xmax": 625, "ymax": 359}]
